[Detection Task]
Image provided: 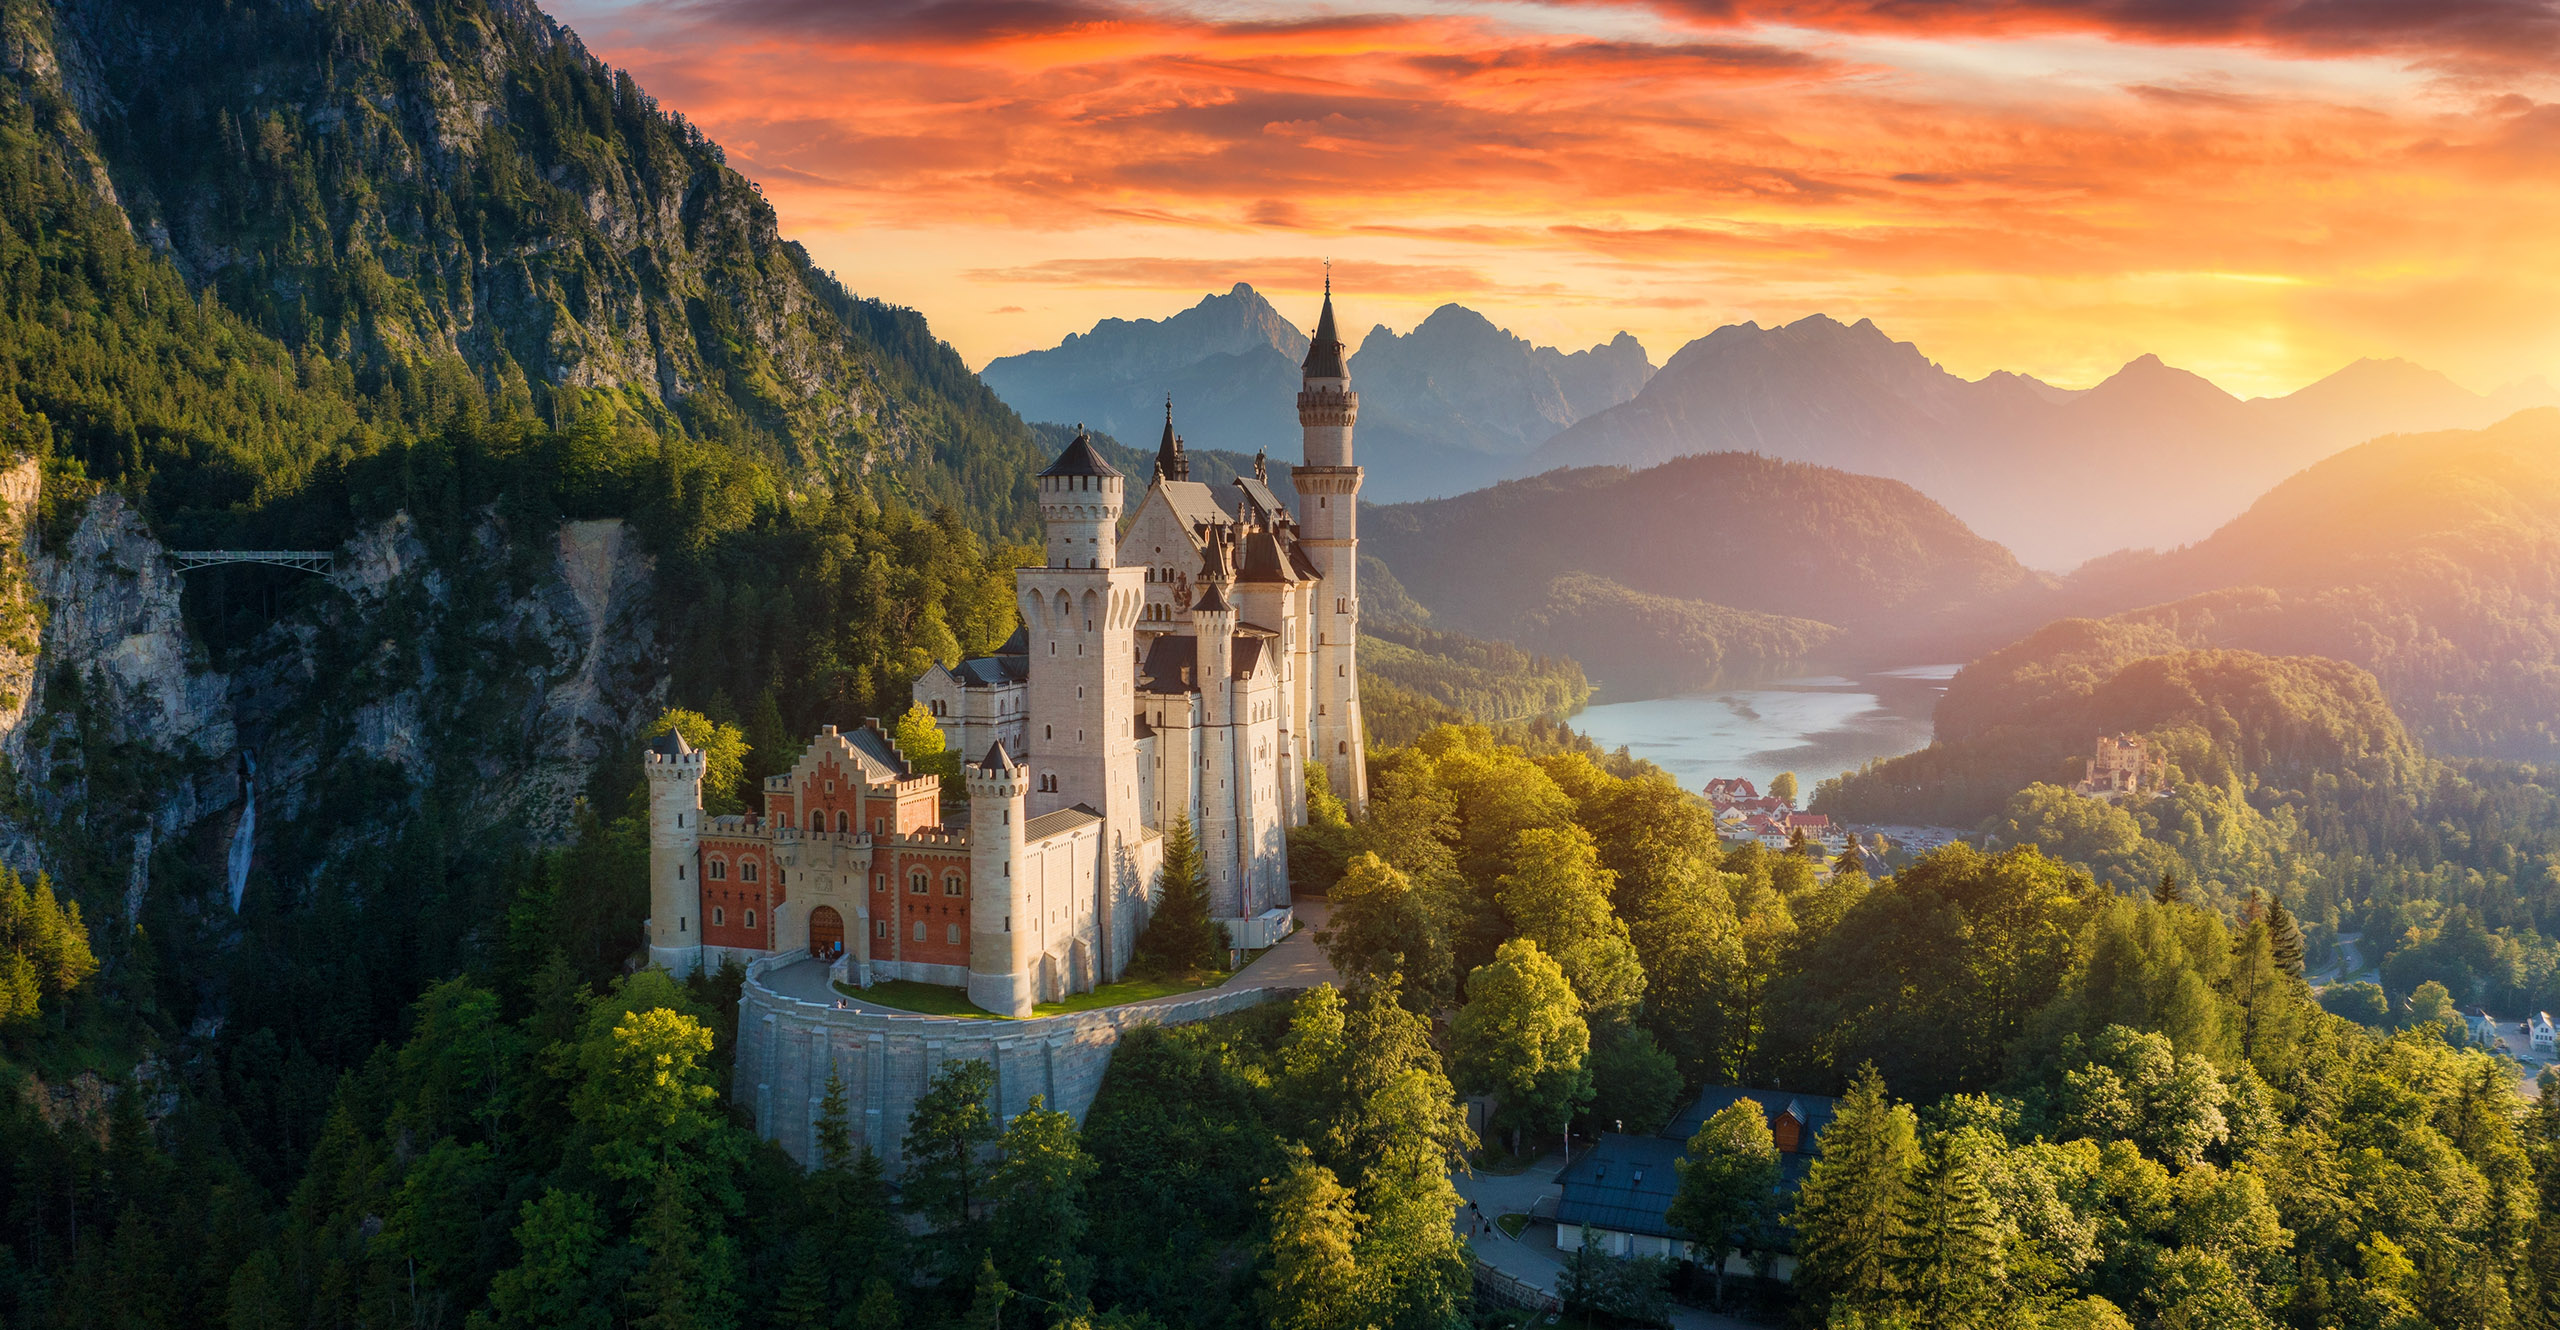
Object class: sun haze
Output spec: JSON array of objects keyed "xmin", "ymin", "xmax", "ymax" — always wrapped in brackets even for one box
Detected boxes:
[{"xmin": 547, "ymin": 0, "xmax": 2560, "ymax": 397}]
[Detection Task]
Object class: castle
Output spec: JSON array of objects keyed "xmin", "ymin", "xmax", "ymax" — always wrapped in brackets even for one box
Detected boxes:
[
  {"xmin": 644, "ymin": 288, "xmax": 1367, "ymax": 1016},
  {"xmin": 2075, "ymin": 733, "xmax": 2149, "ymax": 802}
]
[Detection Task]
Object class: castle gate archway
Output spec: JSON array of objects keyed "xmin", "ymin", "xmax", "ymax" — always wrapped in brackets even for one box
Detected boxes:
[{"xmin": 808, "ymin": 906, "xmax": 845, "ymax": 960}]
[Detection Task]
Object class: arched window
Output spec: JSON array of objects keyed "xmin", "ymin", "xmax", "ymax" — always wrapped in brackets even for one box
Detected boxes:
[
  {"xmin": 740, "ymin": 861, "xmax": 758, "ymax": 882},
  {"xmin": 1338, "ymin": 741, "xmax": 1349, "ymax": 754},
  {"xmin": 944, "ymin": 872, "xmax": 964, "ymax": 896},
  {"xmin": 744, "ymin": 909, "xmax": 757, "ymax": 930},
  {"xmin": 836, "ymin": 810, "xmax": 849, "ymax": 833},
  {"xmin": 712, "ymin": 907, "xmax": 726, "ymax": 926},
  {"xmin": 709, "ymin": 858, "xmax": 727, "ymax": 880},
  {"xmin": 910, "ymin": 870, "xmax": 929, "ymax": 894},
  {"xmin": 946, "ymin": 924, "xmax": 961, "ymax": 945}
]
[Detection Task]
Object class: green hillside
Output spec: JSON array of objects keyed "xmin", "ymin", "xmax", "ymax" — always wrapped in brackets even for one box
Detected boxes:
[{"xmin": 1366, "ymin": 452, "xmax": 2044, "ymax": 694}]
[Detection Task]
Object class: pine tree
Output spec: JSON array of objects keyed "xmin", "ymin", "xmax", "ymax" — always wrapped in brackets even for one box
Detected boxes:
[
  {"xmin": 1832, "ymin": 838, "xmax": 1868, "ymax": 877},
  {"xmin": 2267, "ymin": 895, "xmax": 2305, "ymax": 977},
  {"xmin": 1131, "ymin": 816, "xmax": 1221, "ymax": 977},
  {"xmin": 851, "ymin": 1278, "xmax": 903, "ymax": 1330},
  {"xmin": 1901, "ymin": 1133, "xmax": 2009, "ymax": 1329},
  {"xmin": 960, "ymin": 1257, "xmax": 1009, "ymax": 1330},
  {"xmin": 2154, "ymin": 869, "xmax": 2184, "ymax": 906},
  {"xmin": 1794, "ymin": 1064, "xmax": 1920, "ymax": 1323},
  {"xmin": 816, "ymin": 1071, "xmax": 855, "ymax": 1172}
]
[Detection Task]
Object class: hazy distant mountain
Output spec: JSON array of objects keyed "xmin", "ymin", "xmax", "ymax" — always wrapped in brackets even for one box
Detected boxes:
[
  {"xmin": 1347, "ymin": 305, "xmax": 1652, "ymax": 499},
  {"xmin": 981, "ymin": 287, "xmax": 1650, "ymax": 499},
  {"xmin": 1366, "ymin": 453, "xmax": 2047, "ymax": 694},
  {"xmin": 1526, "ymin": 315, "xmax": 2560, "ymax": 569},
  {"xmin": 980, "ymin": 284, "xmax": 1311, "ymax": 457},
  {"xmin": 1975, "ymin": 408, "xmax": 2560, "ymax": 764}
]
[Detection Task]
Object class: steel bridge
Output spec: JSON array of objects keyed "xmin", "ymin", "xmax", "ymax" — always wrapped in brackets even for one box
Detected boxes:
[{"xmin": 167, "ymin": 551, "xmax": 336, "ymax": 574}]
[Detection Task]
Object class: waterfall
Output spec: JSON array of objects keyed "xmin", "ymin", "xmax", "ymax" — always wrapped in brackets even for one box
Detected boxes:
[{"xmin": 227, "ymin": 751, "xmax": 255, "ymax": 913}]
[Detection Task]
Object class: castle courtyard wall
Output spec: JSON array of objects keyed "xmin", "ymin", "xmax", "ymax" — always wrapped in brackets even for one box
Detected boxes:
[{"xmin": 735, "ymin": 952, "xmax": 1299, "ymax": 1168}]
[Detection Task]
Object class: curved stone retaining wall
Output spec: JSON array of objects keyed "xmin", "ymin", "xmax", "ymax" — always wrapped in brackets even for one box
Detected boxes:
[{"xmin": 736, "ymin": 954, "xmax": 1297, "ymax": 1168}]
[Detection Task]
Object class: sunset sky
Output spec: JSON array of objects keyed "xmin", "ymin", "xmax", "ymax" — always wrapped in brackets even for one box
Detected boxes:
[{"xmin": 546, "ymin": 0, "xmax": 2560, "ymax": 398}]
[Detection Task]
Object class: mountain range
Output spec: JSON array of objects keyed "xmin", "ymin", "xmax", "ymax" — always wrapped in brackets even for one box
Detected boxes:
[
  {"xmin": 1528, "ymin": 314, "xmax": 2560, "ymax": 569},
  {"xmin": 979, "ymin": 285, "xmax": 1653, "ymax": 500}
]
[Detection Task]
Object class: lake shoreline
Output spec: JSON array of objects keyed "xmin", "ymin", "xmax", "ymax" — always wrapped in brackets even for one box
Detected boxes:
[{"xmin": 1567, "ymin": 664, "xmax": 1957, "ymax": 793}]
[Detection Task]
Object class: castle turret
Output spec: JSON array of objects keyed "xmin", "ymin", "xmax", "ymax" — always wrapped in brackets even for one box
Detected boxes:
[
  {"xmin": 1021, "ymin": 428, "xmax": 1148, "ymax": 978},
  {"xmin": 1153, "ymin": 398, "xmax": 1189, "ymax": 482},
  {"xmin": 1290, "ymin": 281, "xmax": 1368, "ymax": 813},
  {"xmin": 645, "ymin": 729, "xmax": 706, "ymax": 976},
  {"xmin": 967, "ymin": 741, "xmax": 1034, "ymax": 1017},
  {"xmin": 1191, "ymin": 531, "xmax": 1245, "ymax": 921}
]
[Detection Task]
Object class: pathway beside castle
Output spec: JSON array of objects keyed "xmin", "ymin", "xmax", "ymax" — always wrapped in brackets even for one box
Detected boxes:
[{"xmin": 760, "ymin": 897, "xmax": 1340, "ymax": 1012}]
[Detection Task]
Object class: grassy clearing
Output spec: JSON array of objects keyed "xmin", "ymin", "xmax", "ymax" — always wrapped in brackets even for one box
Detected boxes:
[
  {"xmin": 833, "ymin": 969, "xmax": 1231, "ymax": 1019},
  {"xmin": 1032, "ymin": 970, "xmax": 1224, "ymax": 1015},
  {"xmin": 1497, "ymin": 1212, "xmax": 1530, "ymax": 1239},
  {"xmin": 835, "ymin": 979, "xmax": 1005, "ymax": 1018}
]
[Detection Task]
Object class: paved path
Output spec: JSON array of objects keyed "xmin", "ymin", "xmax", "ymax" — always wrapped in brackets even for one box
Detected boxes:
[{"xmin": 762, "ymin": 897, "xmax": 1339, "ymax": 1016}]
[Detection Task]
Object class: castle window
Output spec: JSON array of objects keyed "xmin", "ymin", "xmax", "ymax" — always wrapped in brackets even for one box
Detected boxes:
[
  {"xmin": 745, "ymin": 909, "xmax": 757, "ymax": 929},
  {"xmin": 875, "ymin": 874, "xmax": 887, "ymax": 891},
  {"xmin": 1045, "ymin": 725, "xmax": 1053, "ymax": 741},
  {"xmin": 946, "ymin": 924, "xmax": 961, "ymax": 945},
  {"xmin": 678, "ymin": 865, "xmax": 685, "ymax": 880},
  {"xmin": 913, "ymin": 921, "xmax": 927, "ymax": 942},
  {"xmin": 910, "ymin": 871, "xmax": 929, "ymax": 893},
  {"xmin": 713, "ymin": 907, "xmax": 725, "ymax": 926},
  {"xmin": 837, "ymin": 811, "xmax": 849, "ymax": 833},
  {"xmin": 875, "ymin": 920, "xmax": 889, "ymax": 939},
  {"xmin": 874, "ymin": 818, "xmax": 885, "ymax": 834},
  {"xmin": 944, "ymin": 873, "xmax": 963, "ymax": 896},
  {"xmin": 1339, "ymin": 742, "xmax": 1349, "ymax": 754},
  {"xmin": 741, "ymin": 861, "xmax": 758, "ymax": 882}
]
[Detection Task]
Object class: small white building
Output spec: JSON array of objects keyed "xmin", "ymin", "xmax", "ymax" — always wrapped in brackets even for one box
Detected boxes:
[
  {"xmin": 2466, "ymin": 1008, "xmax": 2499, "ymax": 1048},
  {"xmin": 2531, "ymin": 1011, "xmax": 2556, "ymax": 1058}
]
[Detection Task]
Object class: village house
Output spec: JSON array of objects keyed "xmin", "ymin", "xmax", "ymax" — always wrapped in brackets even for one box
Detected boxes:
[{"xmin": 1554, "ymin": 1088, "xmax": 1838, "ymax": 1276}]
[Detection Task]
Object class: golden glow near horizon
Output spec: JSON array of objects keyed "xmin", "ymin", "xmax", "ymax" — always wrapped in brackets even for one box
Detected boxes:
[{"xmin": 549, "ymin": 0, "xmax": 2560, "ymax": 399}]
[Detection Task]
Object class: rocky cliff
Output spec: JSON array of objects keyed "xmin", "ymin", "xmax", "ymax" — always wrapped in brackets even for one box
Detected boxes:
[{"xmin": 0, "ymin": 456, "xmax": 662, "ymax": 928}]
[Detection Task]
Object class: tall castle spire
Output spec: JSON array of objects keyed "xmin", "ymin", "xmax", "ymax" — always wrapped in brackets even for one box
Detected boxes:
[
  {"xmin": 1154, "ymin": 396, "xmax": 1189, "ymax": 481},
  {"xmin": 1302, "ymin": 274, "xmax": 1348, "ymax": 380}
]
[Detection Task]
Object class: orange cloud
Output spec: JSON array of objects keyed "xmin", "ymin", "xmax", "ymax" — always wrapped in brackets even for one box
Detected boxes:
[{"xmin": 550, "ymin": 0, "xmax": 2560, "ymax": 397}]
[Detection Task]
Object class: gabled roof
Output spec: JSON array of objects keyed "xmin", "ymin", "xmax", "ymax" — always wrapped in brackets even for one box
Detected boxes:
[
  {"xmin": 1157, "ymin": 480, "xmax": 1234, "ymax": 538},
  {"xmin": 1039, "ymin": 429, "xmax": 1121, "ymax": 479},
  {"xmin": 1024, "ymin": 804, "xmax": 1103, "ymax": 840},
  {"xmin": 849, "ymin": 722, "xmax": 913, "ymax": 780},
  {"xmin": 1236, "ymin": 525, "xmax": 1299, "ymax": 585},
  {"xmin": 1234, "ymin": 476, "xmax": 1290, "ymax": 523},
  {"xmin": 1139, "ymin": 636, "xmax": 1199, "ymax": 694},
  {"xmin": 954, "ymin": 655, "xmax": 1029, "ymax": 687},
  {"xmin": 1553, "ymin": 1134, "xmax": 1685, "ymax": 1241},
  {"xmin": 1663, "ymin": 1086, "xmax": 1840, "ymax": 1150}
]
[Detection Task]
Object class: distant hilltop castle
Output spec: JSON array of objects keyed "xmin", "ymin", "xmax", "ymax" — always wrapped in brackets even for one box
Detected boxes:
[
  {"xmin": 644, "ymin": 288, "xmax": 1368, "ymax": 1016},
  {"xmin": 2075, "ymin": 733, "xmax": 2149, "ymax": 802}
]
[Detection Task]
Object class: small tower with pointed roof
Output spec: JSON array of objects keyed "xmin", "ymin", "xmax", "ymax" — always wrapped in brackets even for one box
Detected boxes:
[
  {"xmin": 645, "ymin": 728, "xmax": 707, "ymax": 976},
  {"xmin": 1022, "ymin": 427, "xmax": 1148, "ymax": 975},
  {"xmin": 1291, "ymin": 280, "xmax": 1368, "ymax": 813},
  {"xmin": 967, "ymin": 740, "xmax": 1034, "ymax": 1016},
  {"xmin": 1154, "ymin": 398, "xmax": 1190, "ymax": 482}
]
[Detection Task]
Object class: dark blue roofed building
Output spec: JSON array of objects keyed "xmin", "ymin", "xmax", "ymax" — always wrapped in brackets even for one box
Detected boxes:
[{"xmin": 1553, "ymin": 1086, "xmax": 1838, "ymax": 1278}]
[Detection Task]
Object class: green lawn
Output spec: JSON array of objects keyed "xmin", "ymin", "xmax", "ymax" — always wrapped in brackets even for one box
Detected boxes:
[
  {"xmin": 1031, "ymin": 970, "xmax": 1224, "ymax": 1016},
  {"xmin": 1497, "ymin": 1212, "xmax": 1530, "ymax": 1239},
  {"xmin": 833, "ymin": 969, "xmax": 1229, "ymax": 1019},
  {"xmin": 834, "ymin": 979, "xmax": 1007, "ymax": 1018}
]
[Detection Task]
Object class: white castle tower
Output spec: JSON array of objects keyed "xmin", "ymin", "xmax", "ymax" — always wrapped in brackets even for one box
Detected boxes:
[
  {"xmin": 1019, "ymin": 428, "xmax": 1148, "ymax": 970},
  {"xmin": 966, "ymin": 740, "xmax": 1034, "ymax": 1017},
  {"xmin": 1291, "ymin": 281, "xmax": 1368, "ymax": 812},
  {"xmin": 644, "ymin": 729, "xmax": 706, "ymax": 976}
]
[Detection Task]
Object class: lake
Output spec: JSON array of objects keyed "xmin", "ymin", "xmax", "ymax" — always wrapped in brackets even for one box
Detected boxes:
[{"xmin": 1568, "ymin": 665, "xmax": 1960, "ymax": 794}]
